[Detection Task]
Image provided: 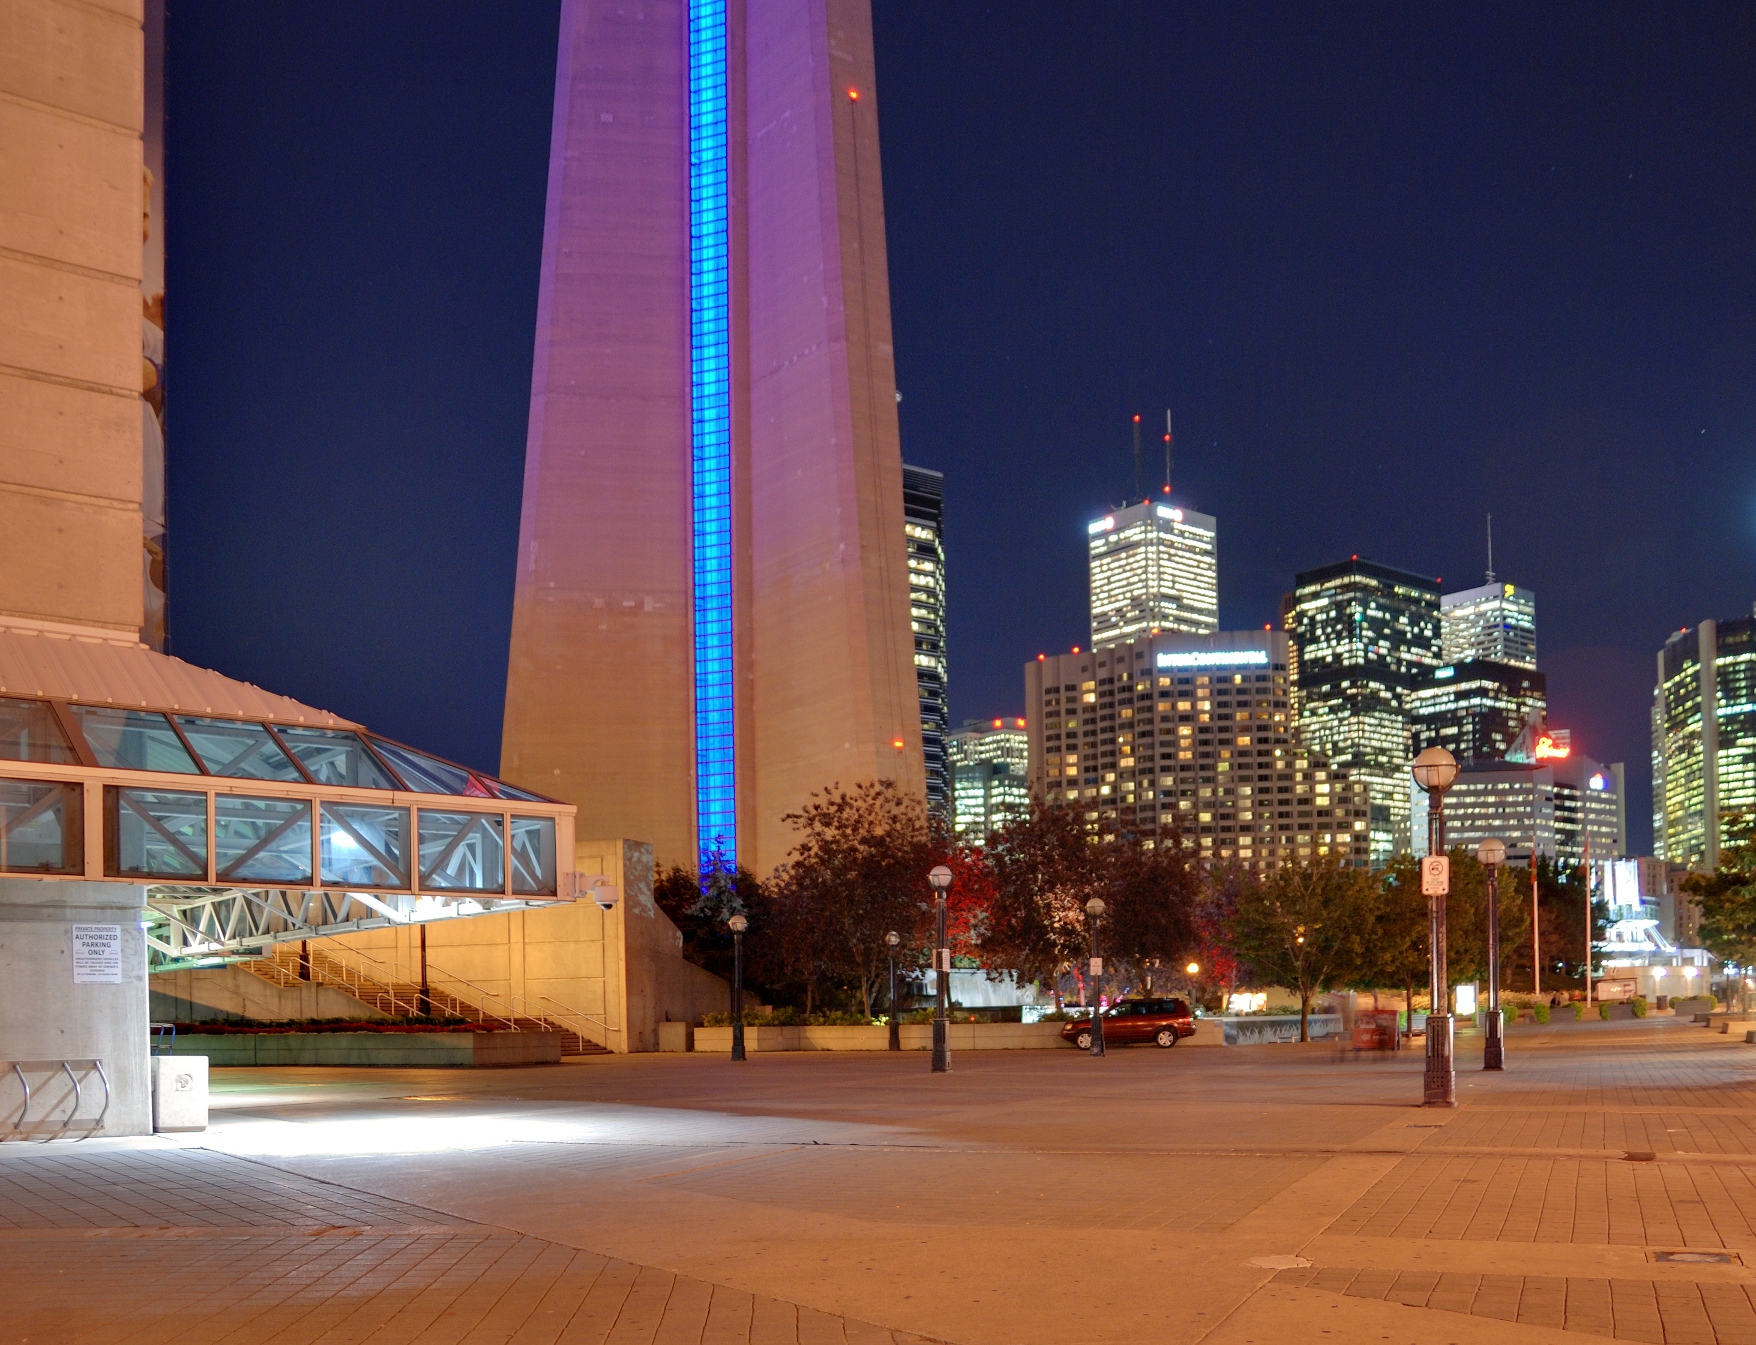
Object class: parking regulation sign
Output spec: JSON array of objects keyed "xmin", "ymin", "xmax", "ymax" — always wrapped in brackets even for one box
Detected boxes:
[{"xmin": 1421, "ymin": 855, "xmax": 1450, "ymax": 896}]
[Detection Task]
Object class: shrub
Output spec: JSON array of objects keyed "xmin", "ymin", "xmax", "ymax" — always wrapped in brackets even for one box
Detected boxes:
[
  {"xmin": 701, "ymin": 1006, "xmax": 801, "ymax": 1028},
  {"xmin": 1533, "ymin": 1003, "xmax": 1551, "ymax": 1024},
  {"xmin": 1572, "ymin": 1002, "xmax": 1585, "ymax": 1021},
  {"xmin": 1598, "ymin": 1002, "xmax": 1611, "ymax": 1020},
  {"xmin": 1631, "ymin": 997, "xmax": 1649, "ymax": 1018},
  {"xmin": 805, "ymin": 1011, "xmax": 877, "ymax": 1026}
]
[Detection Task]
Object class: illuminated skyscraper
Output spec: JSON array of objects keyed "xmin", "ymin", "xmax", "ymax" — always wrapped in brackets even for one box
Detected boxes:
[
  {"xmin": 1441, "ymin": 581, "xmax": 1537, "ymax": 669},
  {"xmin": 1025, "ymin": 631, "xmax": 1370, "ymax": 870},
  {"xmin": 1088, "ymin": 500, "xmax": 1218, "ymax": 646},
  {"xmin": 1654, "ymin": 613, "xmax": 1756, "ymax": 869},
  {"xmin": 1284, "ymin": 559, "xmax": 1441, "ymax": 862},
  {"xmin": 949, "ymin": 718, "xmax": 1029, "ymax": 842},
  {"xmin": 1409, "ymin": 659, "xmax": 1546, "ymax": 763},
  {"xmin": 501, "ymin": 0, "xmax": 923, "ymax": 877},
  {"xmin": 903, "ymin": 465, "xmax": 948, "ymax": 821}
]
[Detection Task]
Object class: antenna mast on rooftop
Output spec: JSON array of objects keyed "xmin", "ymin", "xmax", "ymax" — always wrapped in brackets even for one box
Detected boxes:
[
  {"xmin": 1131, "ymin": 414, "xmax": 1142, "ymax": 500},
  {"xmin": 1164, "ymin": 408, "xmax": 1174, "ymax": 494},
  {"xmin": 1485, "ymin": 512, "xmax": 1496, "ymax": 584}
]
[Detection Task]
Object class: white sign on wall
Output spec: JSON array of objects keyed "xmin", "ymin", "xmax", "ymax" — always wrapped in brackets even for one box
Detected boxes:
[{"xmin": 71, "ymin": 925, "xmax": 122, "ymax": 984}]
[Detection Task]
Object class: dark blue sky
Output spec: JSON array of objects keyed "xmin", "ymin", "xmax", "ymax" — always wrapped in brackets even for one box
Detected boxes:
[{"xmin": 167, "ymin": 3, "xmax": 1756, "ymax": 853}]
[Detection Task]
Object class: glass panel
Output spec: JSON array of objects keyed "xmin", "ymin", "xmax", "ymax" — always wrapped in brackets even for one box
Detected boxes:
[
  {"xmin": 319, "ymin": 801, "xmax": 409, "ymax": 888},
  {"xmin": 215, "ymin": 795, "xmax": 312, "ymax": 883},
  {"xmin": 509, "ymin": 816, "xmax": 557, "ymax": 895},
  {"xmin": 418, "ymin": 810, "xmax": 505, "ymax": 892},
  {"xmin": 271, "ymin": 727, "xmax": 397, "ymax": 789},
  {"xmin": 0, "ymin": 697, "xmax": 77, "ymax": 764},
  {"xmin": 483, "ymin": 777, "xmax": 549, "ymax": 802},
  {"xmin": 0, "ymin": 779, "xmax": 82, "ymax": 873},
  {"xmin": 176, "ymin": 717, "xmax": 304, "ymax": 782},
  {"xmin": 72, "ymin": 706, "xmax": 199, "ymax": 774},
  {"xmin": 365, "ymin": 738, "xmax": 474, "ymax": 794},
  {"xmin": 105, "ymin": 786, "xmax": 207, "ymax": 878}
]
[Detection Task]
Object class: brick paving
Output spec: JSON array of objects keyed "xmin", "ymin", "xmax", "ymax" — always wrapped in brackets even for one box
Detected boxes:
[
  {"xmin": 0, "ymin": 1149, "xmax": 939, "ymax": 1344},
  {"xmin": 6, "ymin": 1016, "xmax": 1756, "ymax": 1344},
  {"xmin": 1271, "ymin": 1264, "xmax": 1756, "ymax": 1344}
]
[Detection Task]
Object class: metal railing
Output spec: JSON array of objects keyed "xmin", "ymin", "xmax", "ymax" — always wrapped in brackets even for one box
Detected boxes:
[
  {"xmin": 240, "ymin": 943, "xmax": 612, "ymax": 1053},
  {"xmin": 2, "ymin": 1059, "xmax": 110, "ymax": 1141}
]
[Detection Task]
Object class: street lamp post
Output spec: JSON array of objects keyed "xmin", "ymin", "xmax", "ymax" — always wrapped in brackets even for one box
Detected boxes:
[
  {"xmin": 1477, "ymin": 838, "xmax": 1507, "ymax": 1071},
  {"xmin": 885, "ymin": 930, "xmax": 901, "ymax": 1051},
  {"xmin": 928, "ymin": 865, "xmax": 954, "ymax": 1073},
  {"xmin": 728, "ymin": 913, "xmax": 748, "ymax": 1062},
  {"xmin": 1085, "ymin": 897, "xmax": 1107, "ymax": 1057},
  {"xmin": 1412, "ymin": 746, "xmax": 1460, "ymax": 1107}
]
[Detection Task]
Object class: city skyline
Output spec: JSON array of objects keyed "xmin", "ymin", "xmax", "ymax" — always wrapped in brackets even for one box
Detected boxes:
[{"xmin": 156, "ymin": 4, "xmax": 1756, "ymax": 858}]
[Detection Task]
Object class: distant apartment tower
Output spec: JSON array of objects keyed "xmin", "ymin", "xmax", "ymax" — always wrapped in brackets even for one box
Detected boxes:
[
  {"xmin": 1283, "ymin": 559, "xmax": 1442, "ymax": 863},
  {"xmin": 903, "ymin": 465, "xmax": 949, "ymax": 821},
  {"xmin": 1410, "ymin": 660, "xmax": 1547, "ymax": 764},
  {"xmin": 1025, "ymin": 631, "xmax": 1369, "ymax": 870},
  {"xmin": 949, "ymin": 718, "xmax": 1029, "ymax": 842},
  {"xmin": 1441, "ymin": 581, "xmax": 1537, "ymax": 669},
  {"xmin": 1088, "ymin": 501, "xmax": 1218, "ymax": 647},
  {"xmin": 1654, "ymin": 612, "xmax": 1756, "ymax": 869}
]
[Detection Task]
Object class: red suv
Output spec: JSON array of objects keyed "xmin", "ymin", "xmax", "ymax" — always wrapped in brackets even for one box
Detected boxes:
[{"xmin": 1061, "ymin": 998, "xmax": 1196, "ymax": 1050}]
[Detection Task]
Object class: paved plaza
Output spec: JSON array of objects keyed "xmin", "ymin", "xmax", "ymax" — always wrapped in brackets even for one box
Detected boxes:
[{"xmin": 6, "ymin": 1017, "xmax": 1756, "ymax": 1344}]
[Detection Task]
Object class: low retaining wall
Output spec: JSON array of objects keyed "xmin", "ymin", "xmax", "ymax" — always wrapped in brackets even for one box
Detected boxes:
[
  {"xmin": 167, "ymin": 1031, "xmax": 562, "ymax": 1068},
  {"xmin": 1221, "ymin": 1014, "xmax": 1344, "ymax": 1045},
  {"xmin": 692, "ymin": 1022, "xmax": 1069, "ymax": 1053}
]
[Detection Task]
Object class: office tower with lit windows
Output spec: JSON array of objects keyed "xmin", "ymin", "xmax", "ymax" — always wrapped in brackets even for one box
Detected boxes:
[
  {"xmin": 1088, "ymin": 501, "xmax": 1217, "ymax": 647},
  {"xmin": 1416, "ymin": 752, "xmax": 1626, "ymax": 869},
  {"xmin": 1441, "ymin": 581, "xmax": 1537, "ymax": 669},
  {"xmin": 949, "ymin": 717, "xmax": 1029, "ymax": 842},
  {"xmin": 1654, "ymin": 612, "xmax": 1756, "ymax": 869},
  {"xmin": 1409, "ymin": 660, "xmax": 1547, "ymax": 763},
  {"xmin": 501, "ymin": 0, "xmax": 924, "ymax": 877},
  {"xmin": 1025, "ymin": 631, "xmax": 1370, "ymax": 870},
  {"xmin": 903, "ymin": 465, "xmax": 949, "ymax": 821},
  {"xmin": 1283, "ymin": 559, "xmax": 1442, "ymax": 862}
]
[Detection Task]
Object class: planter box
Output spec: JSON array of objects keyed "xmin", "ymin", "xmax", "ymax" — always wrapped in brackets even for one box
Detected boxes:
[
  {"xmin": 692, "ymin": 1022, "xmax": 1067, "ymax": 1052},
  {"xmin": 168, "ymin": 1031, "xmax": 562, "ymax": 1068},
  {"xmin": 1221, "ymin": 1014, "xmax": 1343, "ymax": 1046}
]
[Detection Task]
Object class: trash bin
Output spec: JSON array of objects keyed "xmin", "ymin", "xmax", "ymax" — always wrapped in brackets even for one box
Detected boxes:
[{"xmin": 151, "ymin": 1055, "xmax": 208, "ymax": 1132}]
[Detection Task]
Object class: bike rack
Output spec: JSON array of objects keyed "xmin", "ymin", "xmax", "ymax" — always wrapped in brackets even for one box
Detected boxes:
[{"xmin": 1, "ymin": 1059, "xmax": 111, "ymax": 1142}]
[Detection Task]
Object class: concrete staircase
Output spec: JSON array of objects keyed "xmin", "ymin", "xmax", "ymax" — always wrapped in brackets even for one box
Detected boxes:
[{"xmin": 243, "ymin": 944, "xmax": 610, "ymax": 1056}]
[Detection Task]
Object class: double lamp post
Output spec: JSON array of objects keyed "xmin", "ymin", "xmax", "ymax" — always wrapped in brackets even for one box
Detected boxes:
[{"xmin": 1411, "ymin": 746, "xmax": 1511, "ymax": 1107}]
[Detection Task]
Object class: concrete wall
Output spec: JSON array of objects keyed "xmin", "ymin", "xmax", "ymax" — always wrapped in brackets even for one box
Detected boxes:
[
  {"xmin": 0, "ymin": 0, "xmax": 146, "ymax": 636},
  {"xmin": 319, "ymin": 839, "xmax": 732, "ymax": 1053},
  {"xmin": 0, "ymin": 878, "xmax": 150, "ymax": 1136},
  {"xmin": 149, "ymin": 964, "xmax": 384, "ymax": 1024}
]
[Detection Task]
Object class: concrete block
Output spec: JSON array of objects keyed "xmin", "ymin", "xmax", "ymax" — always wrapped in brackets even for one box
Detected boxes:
[
  {"xmin": 657, "ymin": 1021, "xmax": 691, "ymax": 1052},
  {"xmin": 151, "ymin": 1054, "xmax": 206, "ymax": 1132}
]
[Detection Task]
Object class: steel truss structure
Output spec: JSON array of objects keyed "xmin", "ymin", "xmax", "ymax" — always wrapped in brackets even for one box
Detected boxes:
[{"xmin": 143, "ymin": 884, "xmax": 552, "ymax": 968}]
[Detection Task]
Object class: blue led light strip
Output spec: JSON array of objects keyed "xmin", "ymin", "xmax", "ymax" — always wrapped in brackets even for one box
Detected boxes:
[{"xmin": 689, "ymin": 0, "xmax": 735, "ymax": 872}]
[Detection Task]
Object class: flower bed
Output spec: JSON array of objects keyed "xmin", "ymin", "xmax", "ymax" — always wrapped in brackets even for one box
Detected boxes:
[{"xmin": 164, "ymin": 1020, "xmax": 504, "ymax": 1034}]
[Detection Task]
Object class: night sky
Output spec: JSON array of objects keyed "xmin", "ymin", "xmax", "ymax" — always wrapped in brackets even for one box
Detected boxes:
[{"xmin": 167, "ymin": 3, "xmax": 1756, "ymax": 853}]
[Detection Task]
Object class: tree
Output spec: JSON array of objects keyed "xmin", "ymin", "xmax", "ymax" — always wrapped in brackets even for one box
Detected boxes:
[
  {"xmin": 983, "ymin": 801, "xmax": 1110, "ymax": 1002},
  {"xmin": 769, "ymin": 781, "xmax": 933, "ymax": 1018},
  {"xmin": 1683, "ymin": 818, "xmax": 1756, "ymax": 994},
  {"xmin": 1230, "ymin": 858, "xmax": 1374, "ymax": 1040},
  {"xmin": 652, "ymin": 845, "xmax": 765, "ymax": 986},
  {"xmin": 1102, "ymin": 837, "xmax": 1200, "ymax": 978},
  {"xmin": 1361, "ymin": 857, "xmax": 1429, "ymax": 1027}
]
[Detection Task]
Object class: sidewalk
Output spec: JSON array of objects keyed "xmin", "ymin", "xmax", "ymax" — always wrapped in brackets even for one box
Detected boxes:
[{"xmin": 4, "ymin": 1015, "xmax": 1755, "ymax": 1343}]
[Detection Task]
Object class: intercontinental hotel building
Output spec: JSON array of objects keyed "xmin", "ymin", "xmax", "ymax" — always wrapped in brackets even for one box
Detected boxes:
[{"xmin": 1026, "ymin": 632, "xmax": 1370, "ymax": 869}]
